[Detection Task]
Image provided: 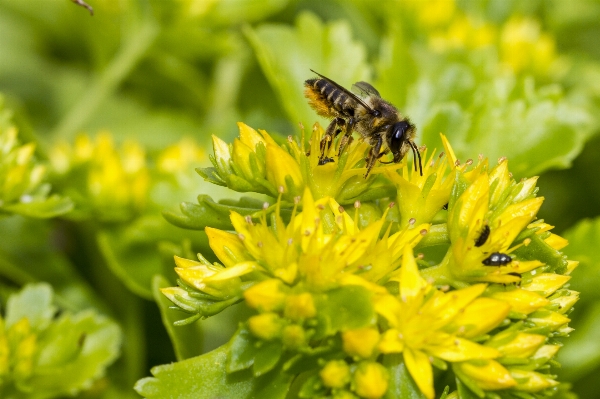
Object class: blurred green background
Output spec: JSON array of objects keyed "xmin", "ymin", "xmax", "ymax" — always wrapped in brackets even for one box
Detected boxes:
[{"xmin": 1, "ymin": 0, "xmax": 599, "ymax": 397}]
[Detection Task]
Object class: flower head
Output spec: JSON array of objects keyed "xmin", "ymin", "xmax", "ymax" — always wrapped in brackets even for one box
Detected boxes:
[
  {"xmin": 162, "ymin": 127, "xmax": 580, "ymax": 399},
  {"xmin": 50, "ymin": 132, "xmax": 149, "ymax": 221},
  {"xmin": 0, "ymin": 125, "xmax": 72, "ymax": 218},
  {"xmin": 202, "ymin": 122, "xmax": 408, "ymax": 204},
  {"xmin": 376, "ymin": 246, "xmax": 509, "ymax": 398}
]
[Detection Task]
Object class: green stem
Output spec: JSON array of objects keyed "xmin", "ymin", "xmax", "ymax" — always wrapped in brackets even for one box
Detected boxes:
[{"xmin": 50, "ymin": 17, "xmax": 159, "ymax": 140}]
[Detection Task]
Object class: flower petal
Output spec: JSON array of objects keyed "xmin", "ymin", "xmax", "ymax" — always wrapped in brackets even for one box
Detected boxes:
[{"xmin": 404, "ymin": 348, "xmax": 434, "ymax": 399}]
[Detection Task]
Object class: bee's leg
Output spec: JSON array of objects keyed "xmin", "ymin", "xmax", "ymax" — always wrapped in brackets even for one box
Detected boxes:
[
  {"xmin": 337, "ymin": 118, "xmax": 355, "ymax": 157},
  {"xmin": 377, "ymin": 148, "xmax": 390, "ymax": 159},
  {"xmin": 320, "ymin": 117, "xmax": 345, "ymax": 158},
  {"xmin": 364, "ymin": 135, "xmax": 383, "ymax": 178}
]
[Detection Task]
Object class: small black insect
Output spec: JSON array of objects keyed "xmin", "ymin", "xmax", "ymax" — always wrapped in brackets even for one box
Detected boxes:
[
  {"xmin": 442, "ymin": 203, "xmax": 448, "ymax": 210},
  {"xmin": 482, "ymin": 252, "xmax": 512, "ymax": 266},
  {"xmin": 474, "ymin": 225, "xmax": 490, "ymax": 247},
  {"xmin": 318, "ymin": 156, "xmax": 335, "ymax": 166}
]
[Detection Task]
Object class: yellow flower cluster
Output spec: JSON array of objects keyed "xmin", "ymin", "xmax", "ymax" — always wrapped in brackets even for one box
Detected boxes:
[
  {"xmin": 0, "ymin": 127, "xmax": 46, "ymax": 207},
  {"xmin": 49, "ymin": 132, "xmax": 205, "ymax": 222},
  {"xmin": 166, "ymin": 124, "xmax": 577, "ymax": 398},
  {"xmin": 50, "ymin": 132, "xmax": 149, "ymax": 220},
  {"xmin": 207, "ymin": 122, "xmax": 403, "ymax": 204},
  {"xmin": 404, "ymin": 0, "xmax": 559, "ymax": 77},
  {"xmin": 0, "ymin": 317, "xmax": 37, "ymax": 385}
]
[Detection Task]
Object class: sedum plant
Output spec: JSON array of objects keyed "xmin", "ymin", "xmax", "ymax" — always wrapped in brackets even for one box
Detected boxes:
[
  {"xmin": 137, "ymin": 122, "xmax": 579, "ymax": 398},
  {"xmin": 0, "ymin": 102, "xmax": 72, "ymax": 220},
  {"xmin": 0, "ymin": 283, "xmax": 121, "ymax": 398}
]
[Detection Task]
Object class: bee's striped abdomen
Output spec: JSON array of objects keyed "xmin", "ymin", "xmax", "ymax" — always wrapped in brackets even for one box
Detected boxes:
[{"xmin": 304, "ymin": 78, "xmax": 356, "ymax": 119}]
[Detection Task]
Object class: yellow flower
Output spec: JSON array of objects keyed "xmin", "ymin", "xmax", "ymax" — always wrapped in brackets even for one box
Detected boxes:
[
  {"xmin": 248, "ymin": 313, "xmax": 282, "ymax": 340},
  {"xmin": 157, "ymin": 137, "xmax": 204, "ymax": 175},
  {"xmin": 244, "ymin": 279, "xmax": 287, "ymax": 312},
  {"xmin": 500, "ymin": 16, "xmax": 558, "ymax": 76},
  {"xmin": 204, "ymin": 122, "xmax": 415, "ymax": 203},
  {"xmin": 320, "ymin": 360, "xmax": 351, "ymax": 389},
  {"xmin": 284, "ymin": 293, "xmax": 316, "ymax": 321},
  {"xmin": 50, "ymin": 132, "xmax": 150, "ymax": 221},
  {"xmin": 429, "ymin": 14, "xmax": 497, "ymax": 52},
  {"xmin": 171, "ymin": 255, "xmax": 255, "ymax": 299},
  {"xmin": 423, "ymin": 154, "xmax": 546, "ymax": 285},
  {"xmin": 224, "ymin": 188, "xmax": 428, "ymax": 289},
  {"xmin": 453, "ymin": 360, "xmax": 516, "ymax": 391},
  {"xmin": 352, "ymin": 361, "xmax": 389, "ymax": 399},
  {"xmin": 0, "ymin": 127, "xmax": 44, "ymax": 204},
  {"xmin": 508, "ymin": 370, "xmax": 558, "ymax": 392},
  {"xmin": 385, "ymin": 137, "xmax": 454, "ymax": 226},
  {"xmin": 376, "ymin": 246, "xmax": 506, "ymax": 399},
  {"xmin": 342, "ymin": 328, "xmax": 380, "ymax": 359}
]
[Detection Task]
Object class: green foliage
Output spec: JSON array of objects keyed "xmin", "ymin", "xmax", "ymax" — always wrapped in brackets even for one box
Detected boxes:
[
  {"xmin": 0, "ymin": 0, "xmax": 598, "ymax": 398},
  {"xmin": 0, "ymin": 284, "xmax": 121, "ymax": 399},
  {"xmin": 557, "ymin": 217, "xmax": 600, "ymax": 387}
]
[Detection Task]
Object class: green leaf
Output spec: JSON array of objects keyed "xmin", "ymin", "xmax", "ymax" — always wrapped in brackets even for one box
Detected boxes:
[
  {"xmin": 5, "ymin": 282, "xmax": 55, "ymax": 331},
  {"xmin": 513, "ymin": 233, "xmax": 568, "ymax": 273},
  {"xmin": 562, "ymin": 216, "xmax": 600, "ymax": 300},
  {"xmin": 2, "ymin": 195, "xmax": 74, "ymax": 219},
  {"xmin": 152, "ymin": 275, "xmax": 203, "ymax": 361},
  {"xmin": 383, "ymin": 353, "xmax": 427, "ymax": 399},
  {"xmin": 139, "ymin": 341, "xmax": 293, "ymax": 399},
  {"xmin": 28, "ymin": 310, "xmax": 121, "ymax": 398},
  {"xmin": 245, "ymin": 11, "xmax": 371, "ymax": 129},
  {"xmin": 314, "ymin": 285, "xmax": 375, "ymax": 338},
  {"xmin": 0, "ymin": 283, "xmax": 121, "ymax": 398},
  {"xmin": 253, "ymin": 340, "xmax": 283, "ymax": 377},
  {"xmin": 163, "ymin": 195, "xmax": 261, "ymax": 230},
  {"xmin": 163, "ymin": 195, "xmax": 292, "ymax": 231},
  {"xmin": 228, "ymin": 326, "xmax": 259, "ymax": 373},
  {"xmin": 417, "ymin": 73, "xmax": 595, "ymax": 178},
  {"xmin": 134, "ymin": 346, "xmax": 254, "ymax": 399}
]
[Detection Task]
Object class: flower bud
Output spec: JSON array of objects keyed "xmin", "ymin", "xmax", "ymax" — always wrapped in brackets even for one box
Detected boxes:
[
  {"xmin": 320, "ymin": 360, "xmax": 351, "ymax": 389},
  {"xmin": 343, "ymin": 328, "xmax": 380, "ymax": 358},
  {"xmin": 284, "ymin": 293, "xmax": 316, "ymax": 321},
  {"xmin": 244, "ymin": 279, "xmax": 287, "ymax": 312},
  {"xmin": 248, "ymin": 313, "xmax": 282, "ymax": 341},
  {"xmin": 352, "ymin": 361, "xmax": 389, "ymax": 399}
]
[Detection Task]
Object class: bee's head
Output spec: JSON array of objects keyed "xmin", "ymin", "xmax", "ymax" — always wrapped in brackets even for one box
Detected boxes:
[
  {"xmin": 386, "ymin": 120, "xmax": 422, "ymax": 176},
  {"xmin": 387, "ymin": 121, "xmax": 415, "ymax": 162}
]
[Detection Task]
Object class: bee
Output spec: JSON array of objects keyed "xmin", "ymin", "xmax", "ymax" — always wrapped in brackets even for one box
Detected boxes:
[{"xmin": 304, "ymin": 70, "xmax": 422, "ymax": 178}]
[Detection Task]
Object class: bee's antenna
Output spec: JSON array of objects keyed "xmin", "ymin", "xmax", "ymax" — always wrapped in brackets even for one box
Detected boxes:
[{"xmin": 410, "ymin": 141, "xmax": 423, "ymax": 176}]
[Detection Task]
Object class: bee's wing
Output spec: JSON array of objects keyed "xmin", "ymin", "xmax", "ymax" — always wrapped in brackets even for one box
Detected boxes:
[
  {"xmin": 351, "ymin": 81, "xmax": 381, "ymax": 98},
  {"xmin": 309, "ymin": 69, "xmax": 376, "ymax": 113}
]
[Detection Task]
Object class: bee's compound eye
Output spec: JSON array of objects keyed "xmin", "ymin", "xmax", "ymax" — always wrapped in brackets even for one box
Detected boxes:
[{"xmin": 389, "ymin": 121, "xmax": 410, "ymax": 153}]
